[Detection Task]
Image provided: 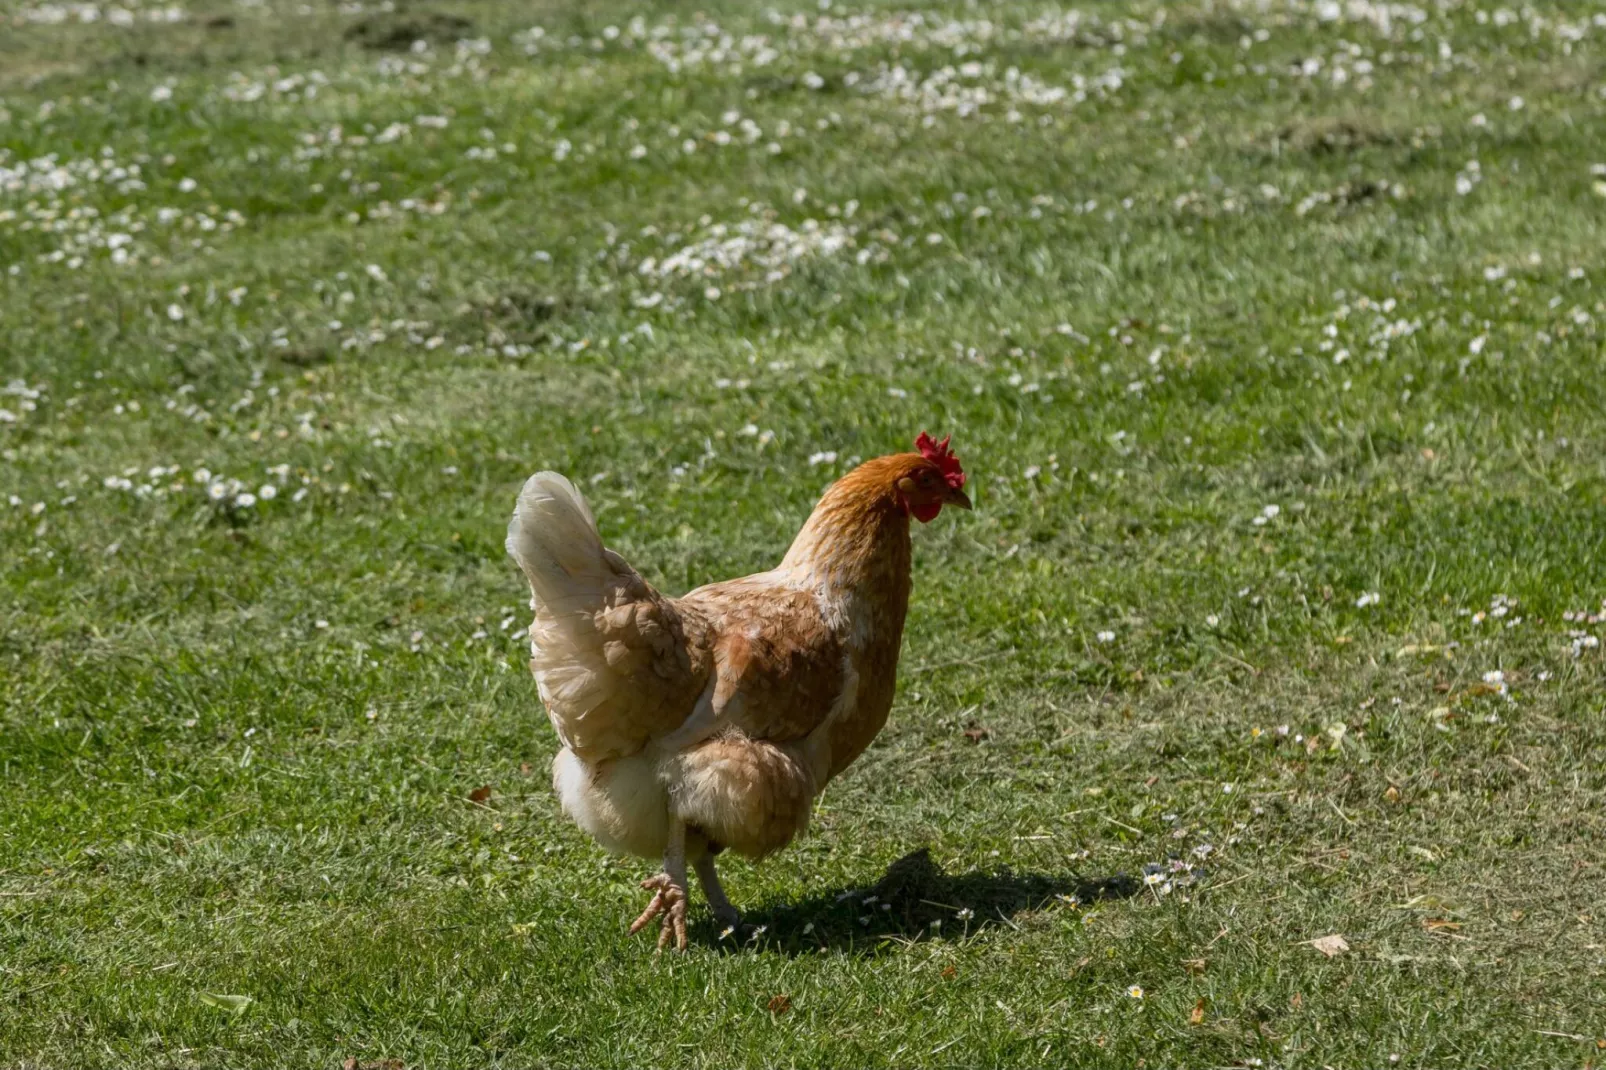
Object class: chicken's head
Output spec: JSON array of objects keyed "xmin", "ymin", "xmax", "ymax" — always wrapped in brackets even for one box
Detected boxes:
[{"xmin": 896, "ymin": 431, "xmax": 972, "ymax": 523}]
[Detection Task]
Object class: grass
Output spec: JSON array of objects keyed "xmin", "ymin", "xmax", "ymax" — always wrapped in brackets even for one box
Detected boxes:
[{"xmin": 3, "ymin": 0, "xmax": 1606, "ymax": 1065}]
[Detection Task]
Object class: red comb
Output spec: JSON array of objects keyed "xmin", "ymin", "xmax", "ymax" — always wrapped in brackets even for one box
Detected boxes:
[{"xmin": 915, "ymin": 431, "xmax": 966, "ymax": 490}]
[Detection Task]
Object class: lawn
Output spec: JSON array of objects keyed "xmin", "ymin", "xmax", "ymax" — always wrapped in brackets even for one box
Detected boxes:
[{"xmin": 3, "ymin": 0, "xmax": 1606, "ymax": 1065}]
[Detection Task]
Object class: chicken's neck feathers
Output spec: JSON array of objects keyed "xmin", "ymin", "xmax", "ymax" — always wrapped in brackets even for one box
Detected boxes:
[{"xmin": 777, "ymin": 478, "xmax": 913, "ymax": 647}]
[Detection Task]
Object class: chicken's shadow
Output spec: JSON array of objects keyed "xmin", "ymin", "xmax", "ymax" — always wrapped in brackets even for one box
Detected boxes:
[{"xmin": 706, "ymin": 847, "xmax": 1139, "ymax": 955}]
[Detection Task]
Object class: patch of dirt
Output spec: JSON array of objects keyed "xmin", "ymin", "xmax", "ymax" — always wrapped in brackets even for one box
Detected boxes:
[
  {"xmin": 452, "ymin": 290, "xmax": 584, "ymax": 349},
  {"xmin": 1275, "ymin": 116, "xmax": 1396, "ymax": 155},
  {"xmin": 1164, "ymin": 11, "xmax": 1255, "ymax": 45},
  {"xmin": 1329, "ymin": 179, "xmax": 1399, "ymax": 207},
  {"xmin": 0, "ymin": 58, "xmax": 89, "ymax": 91},
  {"xmin": 344, "ymin": 11, "xmax": 473, "ymax": 52}
]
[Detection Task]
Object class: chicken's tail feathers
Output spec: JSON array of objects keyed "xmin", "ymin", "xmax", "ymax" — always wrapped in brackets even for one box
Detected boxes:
[
  {"xmin": 508, "ymin": 472, "xmax": 703, "ymax": 761},
  {"xmin": 507, "ymin": 471, "xmax": 609, "ymax": 610}
]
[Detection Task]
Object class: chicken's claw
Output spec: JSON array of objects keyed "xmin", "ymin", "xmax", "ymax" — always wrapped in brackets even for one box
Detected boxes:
[{"xmin": 629, "ymin": 872, "xmax": 688, "ymax": 951}]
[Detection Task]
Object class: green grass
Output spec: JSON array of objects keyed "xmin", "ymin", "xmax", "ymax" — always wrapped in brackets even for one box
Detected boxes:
[{"xmin": 4, "ymin": 0, "xmax": 1606, "ymax": 1065}]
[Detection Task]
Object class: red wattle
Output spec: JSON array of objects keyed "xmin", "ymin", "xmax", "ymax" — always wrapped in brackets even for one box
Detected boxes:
[{"xmin": 911, "ymin": 502, "xmax": 942, "ymax": 524}]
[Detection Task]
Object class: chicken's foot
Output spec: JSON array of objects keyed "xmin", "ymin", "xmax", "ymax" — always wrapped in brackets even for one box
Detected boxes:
[
  {"xmin": 694, "ymin": 855, "xmax": 741, "ymax": 934},
  {"xmin": 628, "ymin": 818, "xmax": 689, "ymax": 951}
]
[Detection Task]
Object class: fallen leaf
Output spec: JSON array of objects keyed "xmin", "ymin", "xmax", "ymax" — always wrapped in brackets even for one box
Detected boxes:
[
  {"xmin": 1290, "ymin": 992, "xmax": 1303, "ymax": 1009},
  {"xmin": 1423, "ymin": 918, "xmax": 1462, "ymax": 933},
  {"xmin": 940, "ymin": 965, "xmax": 958, "ymax": 980},
  {"xmin": 766, "ymin": 994, "xmax": 792, "ymax": 1016},
  {"xmin": 519, "ymin": 762, "xmax": 532, "ymax": 775},
  {"xmin": 1308, "ymin": 934, "xmax": 1350, "ymax": 958},
  {"xmin": 962, "ymin": 722, "xmax": 989, "ymax": 744},
  {"xmin": 468, "ymin": 785, "xmax": 493, "ymax": 804},
  {"xmin": 1384, "ymin": 785, "xmax": 1401, "ymax": 804},
  {"xmin": 342, "ymin": 1060, "xmax": 404, "ymax": 1070},
  {"xmin": 198, "ymin": 992, "xmax": 253, "ymax": 1014},
  {"xmin": 1397, "ymin": 643, "xmax": 1440, "ymax": 657},
  {"xmin": 1181, "ymin": 958, "xmax": 1207, "ymax": 975},
  {"xmin": 1188, "ymin": 999, "xmax": 1205, "ymax": 1025}
]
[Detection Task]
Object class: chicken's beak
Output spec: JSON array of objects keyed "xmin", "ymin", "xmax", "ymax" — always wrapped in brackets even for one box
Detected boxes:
[{"xmin": 946, "ymin": 487, "xmax": 973, "ymax": 511}]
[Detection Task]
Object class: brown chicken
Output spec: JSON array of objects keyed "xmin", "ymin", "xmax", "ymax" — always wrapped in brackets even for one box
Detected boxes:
[{"xmin": 506, "ymin": 433, "xmax": 971, "ymax": 949}]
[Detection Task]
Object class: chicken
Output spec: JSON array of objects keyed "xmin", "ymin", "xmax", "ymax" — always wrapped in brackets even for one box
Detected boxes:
[{"xmin": 505, "ymin": 433, "xmax": 971, "ymax": 949}]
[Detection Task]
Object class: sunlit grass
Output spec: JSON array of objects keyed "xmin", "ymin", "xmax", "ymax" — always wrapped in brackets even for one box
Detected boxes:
[{"xmin": 3, "ymin": 0, "xmax": 1606, "ymax": 1065}]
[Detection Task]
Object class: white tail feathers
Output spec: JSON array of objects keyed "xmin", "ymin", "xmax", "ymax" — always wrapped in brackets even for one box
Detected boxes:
[
  {"xmin": 506, "ymin": 472, "xmax": 608, "ymax": 613},
  {"xmin": 508, "ymin": 470, "xmax": 703, "ymax": 761}
]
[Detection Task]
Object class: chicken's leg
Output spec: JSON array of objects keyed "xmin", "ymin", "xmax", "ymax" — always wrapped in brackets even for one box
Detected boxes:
[
  {"xmin": 629, "ymin": 817, "xmax": 689, "ymax": 951},
  {"xmin": 694, "ymin": 854, "xmax": 741, "ymax": 933}
]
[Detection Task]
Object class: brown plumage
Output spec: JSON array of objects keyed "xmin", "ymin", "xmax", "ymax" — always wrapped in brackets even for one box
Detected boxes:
[{"xmin": 506, "ymin": 434, "xmax": 971, "ymax": 949}]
